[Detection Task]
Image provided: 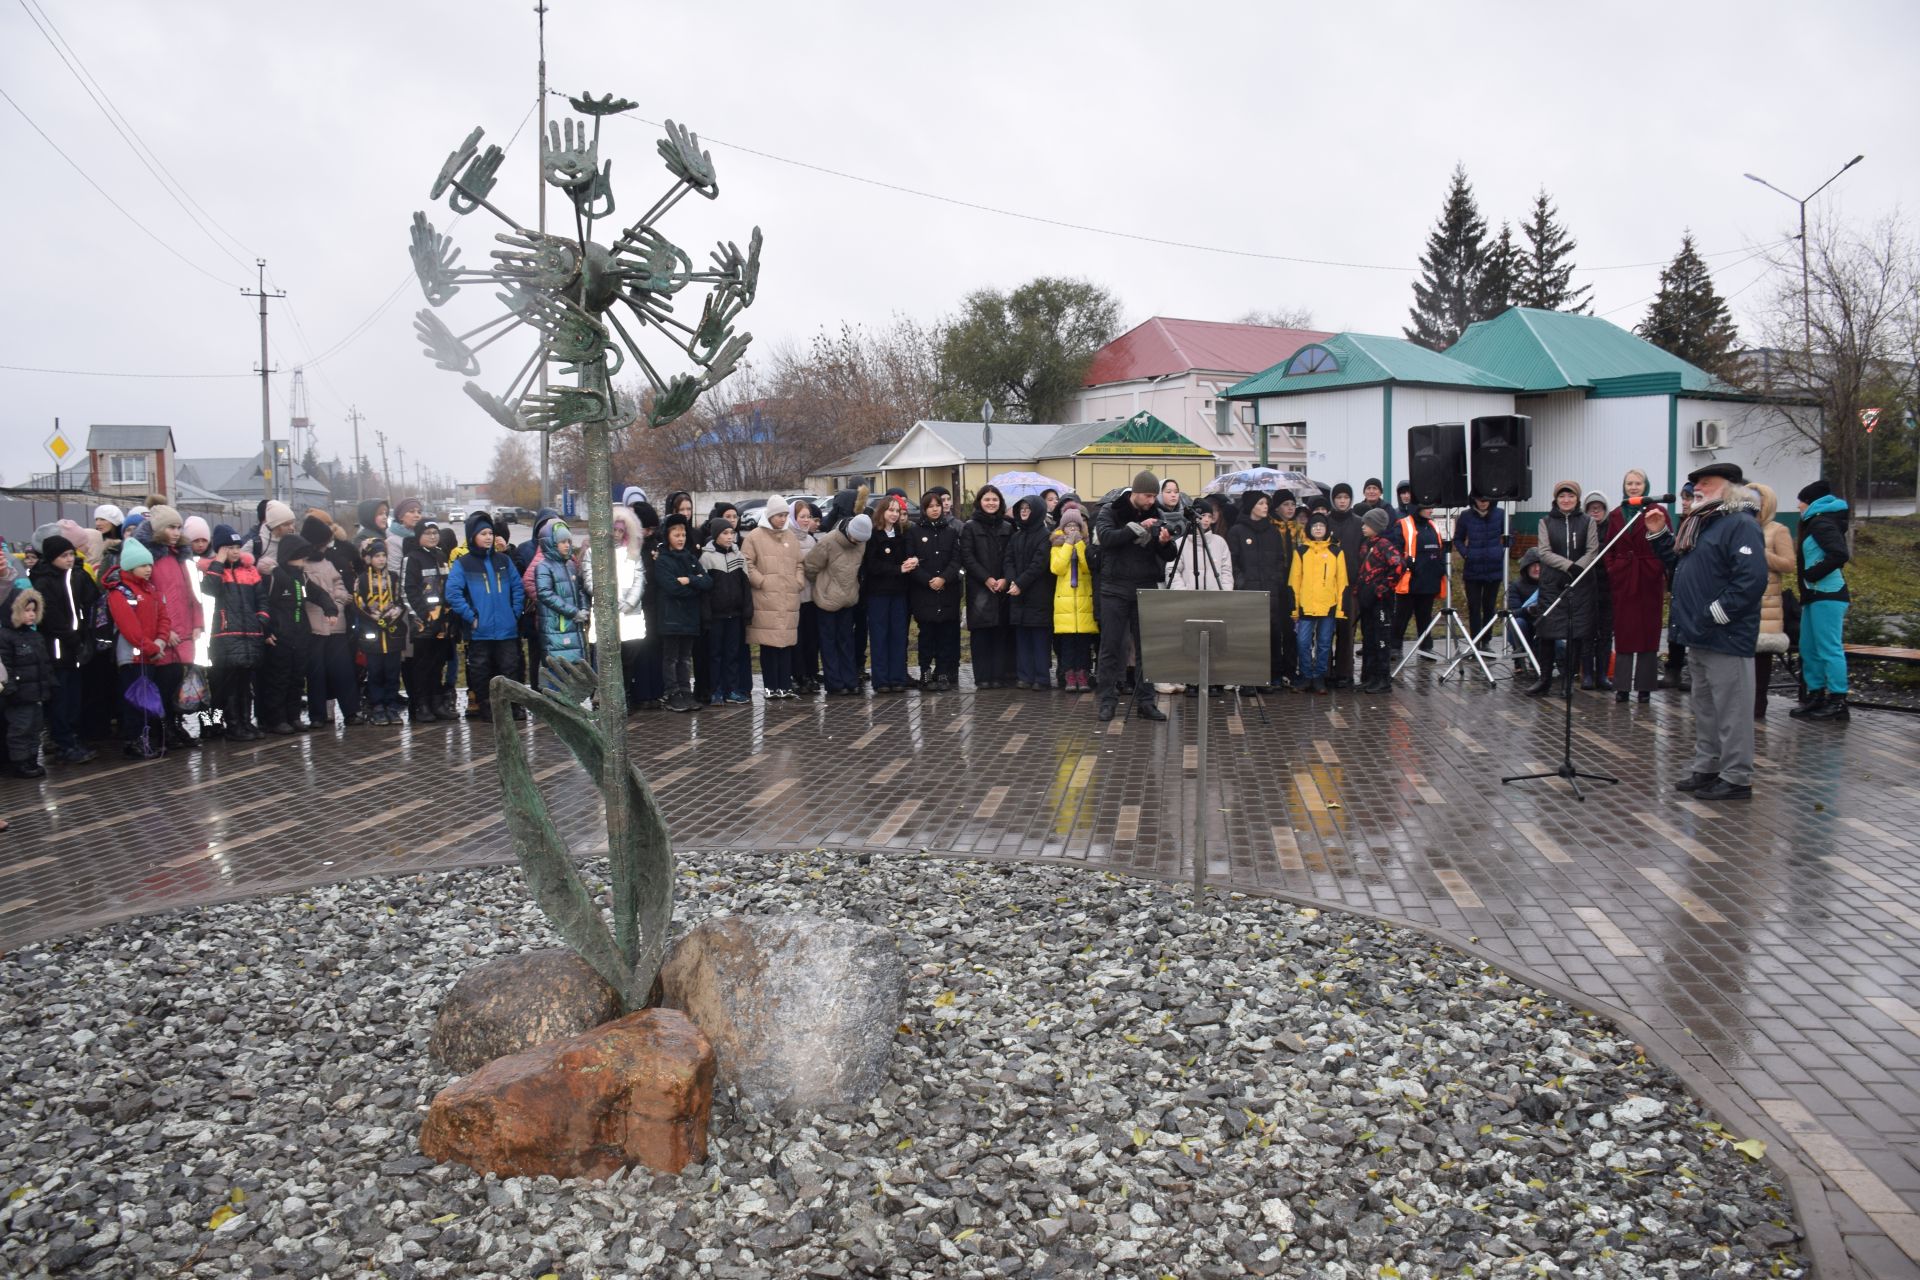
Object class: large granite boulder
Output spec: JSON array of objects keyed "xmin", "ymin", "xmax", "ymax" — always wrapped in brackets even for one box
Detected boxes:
[
  {"xmin": 419, "ymin": 1008, "xmax": 714, "ymax": 1178},
  {"xmin": 429, "ymin": 948, "xmax": 622, "ymax": 1073},
  {"xmin": 659, "ymin": 914, "xmax": 904, "ymax": 1111}
]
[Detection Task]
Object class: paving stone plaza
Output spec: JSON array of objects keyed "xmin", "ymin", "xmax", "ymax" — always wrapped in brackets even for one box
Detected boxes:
[{"xmin": 3, "ymin": 666, "xmax": 1917, "ymax": 1276}]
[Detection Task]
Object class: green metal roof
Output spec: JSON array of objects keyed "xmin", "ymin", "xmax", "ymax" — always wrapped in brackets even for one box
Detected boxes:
[
  {"xmin": 1224, "ymin": 332, "xmax": 1516, "ymax": 399},
  {"xmin": 1445, "ymin": 307, "xmax": 1739, "ymax": 396}
]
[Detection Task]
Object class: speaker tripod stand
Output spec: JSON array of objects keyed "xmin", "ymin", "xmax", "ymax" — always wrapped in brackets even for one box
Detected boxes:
[
  {"xmin": 1391, "ymin": 508, "xmax": 1495, "ymax": 683},
  {"xmin": 1501, "ymin": 502, "xmax": 1656, "ymax": 799},
  {"xmin": 1442, "ymin": 498, "xmax": 1539, "ymax": 685}
]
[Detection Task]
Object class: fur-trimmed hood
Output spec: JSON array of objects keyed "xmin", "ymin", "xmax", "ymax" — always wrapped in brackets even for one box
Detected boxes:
[{"xmin": 10, "ymin": 587, "xmax": 45, "ymax": 628}]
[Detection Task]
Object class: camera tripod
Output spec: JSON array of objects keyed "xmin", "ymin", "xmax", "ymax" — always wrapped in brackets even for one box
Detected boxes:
[
  {"xmin": 1441, "ymin": 498, "xmax": 1539, "ymax": 685},
  {"xmin": 1392, "ymin": 507, "xmax": 1493, "ymax": 683},
  {"xmin": 1501, "ymin": 502, "xmax": 1657, "ymax": 799}
]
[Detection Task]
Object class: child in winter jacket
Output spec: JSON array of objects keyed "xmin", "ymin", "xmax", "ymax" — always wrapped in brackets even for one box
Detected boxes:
[
  {"xmin": 197, "ymin": 524, "xmax": 271, "ymax": 740},
  {"xmin": 650, "ymin": 514, "xmax": 711, "ymax": 712},
  {"xmin": 534, "ymin": 519, "xmax": 590, "ymax": 686},
  {"xmin": 30, "ymin": 534, "xmax": 100, "ymax": 764},
  {"xmin": 0, "ymin": 588, "xmax": 53, "ymax": 777},
  {"xmin": 1048, "ymin": 506, "xmax": 1097, "ymax": 690},
  {"xmin": 299, "ymin": 516, "xmax": 360, "ymax": 726},
  {"xmin": 1355, "ymin": 508, "xmax": 1408, "ymax": 693},
  {"xmin": 103, "ymin": 537, "xmax": 175, "ymax": 758},
  {"xmin": 699, "ymin": 521, "xmax": 753, "ymax": 703},
  {"xmin": 259, "ymin": 533, "xmax": 313, "ymax": 733},
  {"xmin": 1290, "ymin": 509, "xmax": 1349, "ymax": 693},
  {"xmin": 352, "ymin": 540, "xmax": 409, "ymax": 724}
]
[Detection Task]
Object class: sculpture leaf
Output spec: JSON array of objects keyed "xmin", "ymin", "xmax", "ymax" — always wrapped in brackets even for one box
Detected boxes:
[
  {"xmin": 463, "ymin": 382, "xmax": 528, "ymax": 433},
  {"xmin": 542, "ymin": 118, "xmax": 599, "ymax": 191},
  {"xmin": 447, "ymin": 143, "xmax": 505, "ymax": 216},
  {"xmin": 569, "ymin": 91, "xmax": 638, "ymax": 117},
  {"xmin": 410, "ymin": 213, "xmax": 462, "ymax": 306},
  {"xmin": 657, "ymin": 119, "xmax": 718, "ymax": 199},
  {"xmin": 431, "ymin": 126, "xmax": 484, "ymax": 201},
  {"xmin": 413, "ymin": 310, "xmax": 479, "ymax": 375}
]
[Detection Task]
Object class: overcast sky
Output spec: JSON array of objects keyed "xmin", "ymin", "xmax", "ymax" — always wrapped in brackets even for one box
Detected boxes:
[{"xmin": 4, "ymin": 0, "xmax": 1916, "ymax": 489}]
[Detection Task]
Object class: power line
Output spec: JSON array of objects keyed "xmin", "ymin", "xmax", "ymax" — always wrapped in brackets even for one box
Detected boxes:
[
  {"xmin": 0, "ymin": 362, "xmax": 252, "ymax": 379},
  {"xmin": 1596, "ymin": 242, "xmax": 1786, "ymax": 320},
  {"xmin": 584, "ymin": 93, "xmax": 1783, "ymax": 278},
  {"xmin": 0, "ymin": 84, "xmax": 244, "ymax": 288},
  {"xmin": 15, "ymin": 0, "xmax": 256, "ymax": 271}
]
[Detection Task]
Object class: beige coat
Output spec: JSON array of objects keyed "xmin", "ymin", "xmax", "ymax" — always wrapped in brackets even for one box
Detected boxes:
[
  {"xmin": 1751, "ymin": 483, "xmax": 1794, "ymax": 638},
  {"xmin": 743, "ymin": 524, "xmax": 806, "ymax": 647},
  {"xmin": 303, "ymin": 555, "xmax": 350, "ymax": 636},
  {"xmin": 802, "ymin": 529, "xmax": 865, "ymax": 613}
]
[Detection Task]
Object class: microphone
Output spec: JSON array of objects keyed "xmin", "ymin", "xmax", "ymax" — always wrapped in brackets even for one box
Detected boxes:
[{"xmin": 1626, "ymin": 494, "xmax": 1676, "ymax": 506}]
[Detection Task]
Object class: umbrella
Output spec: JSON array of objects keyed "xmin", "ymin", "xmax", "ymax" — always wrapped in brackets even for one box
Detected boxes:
[
  {"xmin": 988, "ymin": 470, "xmax": 1071, "ymax": 503},
  {"xmin": 1203, "ymin": 467, "xmax": 1325, "ymax": 498}
]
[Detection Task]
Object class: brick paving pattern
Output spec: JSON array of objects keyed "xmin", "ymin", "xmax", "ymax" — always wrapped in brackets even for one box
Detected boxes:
[{"xmin": 2, "ymin": 668, "xmax": 1918, "ymax": 1276}]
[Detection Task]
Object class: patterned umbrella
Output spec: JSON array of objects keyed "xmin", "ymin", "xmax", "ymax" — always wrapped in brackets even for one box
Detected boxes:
[
  {"xmin": 1203, "ymin": 467, "xmax": 1324, "ymax": 497},
  {"xmin": 988, "ymin": 471, "xmax": 1072, "ymax": 503}
]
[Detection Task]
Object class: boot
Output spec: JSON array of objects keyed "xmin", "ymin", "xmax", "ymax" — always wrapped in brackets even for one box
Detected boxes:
[
  {"xmin": 1098, "ymin": 697, "xmax": 1117, "ymax": 722},
  {"xmin": 1136, "ymin": 700, "xmax": 1167, "ymax": 721},
  {"xmin": 1789, "ymin": 691, "xmax": 1827, "ymax": 719},
  {"xmin": 1806, "ymin": 693, "xmax": 1850, "ymax": 722},
  {"xmin": 1524, "ymin": 673, "xmax": 1555, "ymax": 696},
  {"xmin": 1675, "ymin": 771, "xmax": 1719, "ymax": 793}
]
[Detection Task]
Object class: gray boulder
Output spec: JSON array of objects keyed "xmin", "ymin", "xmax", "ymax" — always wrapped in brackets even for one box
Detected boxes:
[
  {"xmin": 429, "ymin": 948, "xmax": 623, "ymax": 1073},
  {"xmin": 659, "ymin": 914, "xmax": 904, "ymax": 1110}
]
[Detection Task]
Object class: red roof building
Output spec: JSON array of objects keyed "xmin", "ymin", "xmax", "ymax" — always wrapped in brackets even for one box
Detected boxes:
[{"xmin": 1072, "ymin": 317, "xmax": 1332, "ymax": 469}]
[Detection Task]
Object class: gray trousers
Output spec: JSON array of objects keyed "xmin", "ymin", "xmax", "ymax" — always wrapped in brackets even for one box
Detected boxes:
[{"xmin": 1688, "ymin": 647, "xmax": 1755, "ymax": 786}]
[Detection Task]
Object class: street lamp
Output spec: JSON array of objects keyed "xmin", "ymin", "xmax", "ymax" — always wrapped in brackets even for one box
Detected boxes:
[{"xmin": 1744, "ymin": 155, "xmax": 1865, "ymax": 356}]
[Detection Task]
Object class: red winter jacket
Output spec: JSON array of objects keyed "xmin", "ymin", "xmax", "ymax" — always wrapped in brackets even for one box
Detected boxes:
[{"xmin": 105, "ymin": 569, "xmax": 177, "ymax": 666}]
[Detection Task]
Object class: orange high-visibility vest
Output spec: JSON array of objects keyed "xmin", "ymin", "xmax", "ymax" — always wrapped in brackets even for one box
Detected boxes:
[{"xmin": 1395, "ymin": 516, "xmax": 1417, "ymax": 595}]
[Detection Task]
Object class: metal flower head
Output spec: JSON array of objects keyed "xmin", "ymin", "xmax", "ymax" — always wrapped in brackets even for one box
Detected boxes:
[{"xmin": 407, "ymin": 94, "xmax": 763, "ymax": 434}]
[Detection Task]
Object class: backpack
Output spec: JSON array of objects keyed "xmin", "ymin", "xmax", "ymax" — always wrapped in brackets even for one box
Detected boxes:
[{"xmin": 90, "ymin": 591, "xmax": 118, "ymax": 653}]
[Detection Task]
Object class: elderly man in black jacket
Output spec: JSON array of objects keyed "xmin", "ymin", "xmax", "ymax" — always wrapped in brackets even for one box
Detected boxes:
[
  {"xmin": 1661, "ymin": 461, "xmax": 1769, "ymax": 801},
  {"xmin": 1093, "ymin": 471, "xmax": 1180, "ymax": 722}
]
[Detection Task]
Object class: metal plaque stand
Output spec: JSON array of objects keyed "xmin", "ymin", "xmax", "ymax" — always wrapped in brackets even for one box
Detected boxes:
[{"xmin": 1138, "ymin": 590, "xmax": 1272, "ymax": 904}]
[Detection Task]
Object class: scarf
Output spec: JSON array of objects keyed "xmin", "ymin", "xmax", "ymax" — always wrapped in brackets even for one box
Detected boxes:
[{"xmin": 1674, "ymin": 500, "xmax": 1721, "ymax": 556}]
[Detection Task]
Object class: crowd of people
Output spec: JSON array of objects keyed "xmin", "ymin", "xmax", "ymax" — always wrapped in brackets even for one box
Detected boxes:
[{"xmin": 0, "ymin": 461, "xmax": 1853, "ymax": 798}]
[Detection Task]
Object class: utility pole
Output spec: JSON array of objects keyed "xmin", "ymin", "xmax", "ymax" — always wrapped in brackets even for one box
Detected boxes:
[
  {"xmin": 241, "ymin": 261, "xmax": 286, "ymax": 504},
  {"xmin": 375, "ymin": 429, "xmax": 393, "ymax": 498},
  {"xmin": 535, "ymin": 0, "xmax": 552, "ymax": 512},
  {"xmin": 346, "ymin": 405, "xmax": 366, "ymax": 503},
  {"xmin": 397, "ymin": 446, "xmax": 409, "ymax": 498}
]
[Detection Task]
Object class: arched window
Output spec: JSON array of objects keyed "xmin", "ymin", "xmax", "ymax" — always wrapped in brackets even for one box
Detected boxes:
[{"xmin": 1284, "ymin": 345, "xmax": 1339, "ymax": 376}]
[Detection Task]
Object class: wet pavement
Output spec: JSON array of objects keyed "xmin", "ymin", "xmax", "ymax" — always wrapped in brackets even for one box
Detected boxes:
[{"xmin": 2, "ymin": 664, "xmax": 1918, "ymax": 1276}]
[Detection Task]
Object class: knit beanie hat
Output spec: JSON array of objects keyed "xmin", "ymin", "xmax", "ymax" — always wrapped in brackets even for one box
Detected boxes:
[
  {"xmin": 1306, "ymin": 510, "xmax": 1331, "ymax": 539},
  {"xmin": 40, "ymin": 534, "xmax": 76, "ymax": 561},
  {"xmin": 1362, "ymin": 508, "xmax": 1392, "ymax": 534},
  {"xmin": 211, "ymin": 524, "xmax": 244, "ymax": 554},
  {"xmin": 301, "ymin": 514, "xmax": 334, "ymax": 548},
  {"xmin": 393, "ymin": 497, "xmax": 424, "ymax": 523},
  {"xmin": 1332, "ymin": 482, "xmax": 1353, "ymax": 501},
  {"xmin": 622, "ymin": 485, "xmax": 648, "ymax": 507},
  {"xmin": 1797, "ymin": 479, "xmax": 1833, "ymax": 504},
  {"xmin": 118, "ymin": 537, "xmax": 154, "ymax": 571},
  {"xmin": 147, "ymin": 505, "xmax": 183, "ymax": 534},
  {"xmin": 1364, "ymin": 478, "xmax": 1383, "ymax": 493},
  {"xmin": 1059, "ymin": 506, "xmax": 1086, "ymax": 533},
  {"xmin": 846, "ymin": 513, "xmax": 874, "ymax": 543},
  {"xmin": 93, "ymin": 503, "xmax": 125, "ymax": 526},
  {"xmin": 264, "ymin": 500, "xmax": 295, "ymax": 529},
  {"xmin": 275, "ymin": 534, "xmax": 312, "ymax": 564},
  {"xmin": 184, "ymin": 515, "xmax": 212, "ymax": 545},
  {"xmin": 1131, "ymin": 470, "xmax": 1159, "ymax": 495},
  {"xmin": 1274, "ymin": 488, "xmax": 1296, "ymax": 506},
  {"xmin": 763, "ymin": 495, "xmax": 790, "ymax": 523}
]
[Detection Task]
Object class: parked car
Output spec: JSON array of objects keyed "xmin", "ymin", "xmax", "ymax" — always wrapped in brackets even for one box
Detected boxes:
[{"xmin": 448, "ymin": 507, "xmax": 468, "ymax": 526}]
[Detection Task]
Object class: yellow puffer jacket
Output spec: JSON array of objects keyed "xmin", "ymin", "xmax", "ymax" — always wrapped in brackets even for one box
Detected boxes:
[
  {"xmin": 1048, "ymin": 536, "xmax": 1097, "ymax": 634},
  {"xmin": 1289, "ymin": 538, "xmax": 1348, "ymax": 619}
]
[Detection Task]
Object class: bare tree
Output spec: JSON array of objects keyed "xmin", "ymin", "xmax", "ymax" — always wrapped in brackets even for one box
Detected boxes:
[
  {"xmin": 1236, "ymin": 305, "xmax": 1317, "ymax": 330},
  {"xmin": 1742, "ymin": 212, "xmax": 1919, "ymax": 502},
  {"xmin": 486, "ymin": 435, "xmax": 540, "ymax": 510}
]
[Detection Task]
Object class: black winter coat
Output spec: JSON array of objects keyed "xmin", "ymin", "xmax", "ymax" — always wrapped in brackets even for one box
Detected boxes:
[
  {"xmin": 1092, "ymin": 492, "xmax": 1179, "ymax": 597},
  {"xmin": 1668, "ymin": 497, "xmax": 1768, "ymax": 657},
  {"xmin": 862, "ymin": 526, "xmax": 914, "ymax": 597},
  {"xmin": 0, "ymin": 615, "xmax": 53, "ymax": 704},
  {"xmin": 1399, "ymin": 515, "xmax": 1446, "ymax": 596},
  {"xmin": 1326, "ymin": 507, "xmax": 1364, "ymax": 600},
  {"xmin": 1228, "ymin": 519, "xmax": 1287, "ymax": 594},
  {"xmin": 404, "ymin": 542, "xmax": 453, "ymax": 641},
  {"xmin": 264, "ymin": 565, "xmax": 311, "ymax": 643},
  {"xmin": 198, "ymin": 558, "xmax": 270, "ymax": 667},
  {"xmin": 651, "ymin": 545, "xmax": 711, "ymax": 636},
  {"xmin": 1004, "ymin": 502, "xmax": 1056, "ymax": 629},
  {"xmin": 907, "ymin": 518, "xmax": 963, "ymax": 624},
  {"xmin": 1534, "ymin": 510, "xmax": 1600, "ymax": 642},
  {"xmin": 29, "ymin": 562, "xmax": 99, "ymax": 668},
  {"xmin": 959, "ymin": 512, "xmax": 1012, "ymax": 627}
]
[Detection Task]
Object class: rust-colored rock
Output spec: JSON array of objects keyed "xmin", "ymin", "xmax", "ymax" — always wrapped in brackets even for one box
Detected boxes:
[
  {"xmin": 419, "ymin": 1008, "xmax": 714, "ymax": 1178},
  {"xmin": 429, "ymin": 948, "xmax": 623, "ymax": 1073}
]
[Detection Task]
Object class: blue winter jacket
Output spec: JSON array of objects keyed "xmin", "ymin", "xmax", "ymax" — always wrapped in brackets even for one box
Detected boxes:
[
  {"xmin": 1797, "ymin": 494, "xmax": 1851, "ymax": 604},
  {"xmin": 446, "ymin": 546, "xmax": 526, "ymax": 641},
  {"xmin": 1666, "ymin": 491, "xmax": 1769, "ymax": 657},
  {"xmin": 534, "ymin": 522, "xmax": 588, "ymax": 661},
  {"xmin": 1453, "ymin": 504, "xmax": 1506, "ymax": 583}
]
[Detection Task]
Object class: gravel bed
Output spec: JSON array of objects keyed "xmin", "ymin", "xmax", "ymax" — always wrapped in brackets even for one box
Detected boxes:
[{"xmin": 0, "ymin": 851, "xmax": 1807, "ymax": 1279}]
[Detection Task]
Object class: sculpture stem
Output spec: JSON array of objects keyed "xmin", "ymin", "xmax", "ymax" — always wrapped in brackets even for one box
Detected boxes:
[{"xmin": 583, "ymin": 415, "xmax": 642, "ymax": 972}]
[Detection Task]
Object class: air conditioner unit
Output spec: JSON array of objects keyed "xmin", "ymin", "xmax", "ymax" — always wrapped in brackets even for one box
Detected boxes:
[{"xmin": 1692, "ymin": 419, "xmax": 1728, "ymax": 451}]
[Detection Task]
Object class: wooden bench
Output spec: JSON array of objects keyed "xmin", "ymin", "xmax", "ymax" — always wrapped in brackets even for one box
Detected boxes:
[{"xmin": 1842, "ymin": 645, "xmax": 1920, "ymax": 714}]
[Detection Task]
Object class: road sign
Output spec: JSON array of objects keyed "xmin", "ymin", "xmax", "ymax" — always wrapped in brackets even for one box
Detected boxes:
[
  {"xmin": 1860, "ymin": 407, "xmax": 1881, "ymax": 433},
  {"xmin": 44, "ymin": 425, "xmax": 73, "ymax": 465}
]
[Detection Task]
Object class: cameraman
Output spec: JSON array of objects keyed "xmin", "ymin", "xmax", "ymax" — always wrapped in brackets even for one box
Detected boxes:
[{"xmin": 1093, "ymin": 471, "xmax": 1180, "ymax": 723}]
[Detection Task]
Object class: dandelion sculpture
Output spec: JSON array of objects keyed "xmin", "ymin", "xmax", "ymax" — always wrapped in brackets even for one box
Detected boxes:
[{"xmin": 409, "ymin": 93, "xmax": 761, "ymax": 1012}]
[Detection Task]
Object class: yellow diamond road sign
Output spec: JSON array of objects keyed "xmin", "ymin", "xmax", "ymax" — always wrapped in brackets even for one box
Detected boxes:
[{"xmin": 45, "ymin": 428, "xmax": 74, "ymax": 464}]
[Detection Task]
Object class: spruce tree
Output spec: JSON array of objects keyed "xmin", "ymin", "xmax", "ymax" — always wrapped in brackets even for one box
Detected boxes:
[
  {"xmin": 1516, "ymin": 189, "xmax": 1592, "ymax": 313},
  {"xmin": 1636, "ymin": 232, "xmax": 1740, "ymax": 377},
  {"xmin": 1475, "ymin": 223, "xmax": 1520, "ymax": 323},
  {"xmin": 1405, "ymin": 165, "xmax": 1489, "ymax": 350}
]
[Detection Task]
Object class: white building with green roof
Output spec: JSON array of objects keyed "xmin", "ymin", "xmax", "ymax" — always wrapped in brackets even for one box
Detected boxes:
[{"xmin": 1225, "ymin": 308, "xmax": 1818, "ymax": 521}]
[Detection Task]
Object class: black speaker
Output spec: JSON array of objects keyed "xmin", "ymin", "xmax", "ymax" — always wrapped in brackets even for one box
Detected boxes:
[
  {"xmin": 1407, "ymin": 423, "xmax": 1468, "ymax": 508},
  {"xmin": 1470, "ymin": 414, "xmax": 1533, "ymax": 502}
]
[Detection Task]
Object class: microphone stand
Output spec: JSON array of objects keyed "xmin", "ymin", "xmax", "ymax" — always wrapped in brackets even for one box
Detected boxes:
[{"xmin": 1500, "ymin": 502, "xmax": 1660, "ymax": 800}]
